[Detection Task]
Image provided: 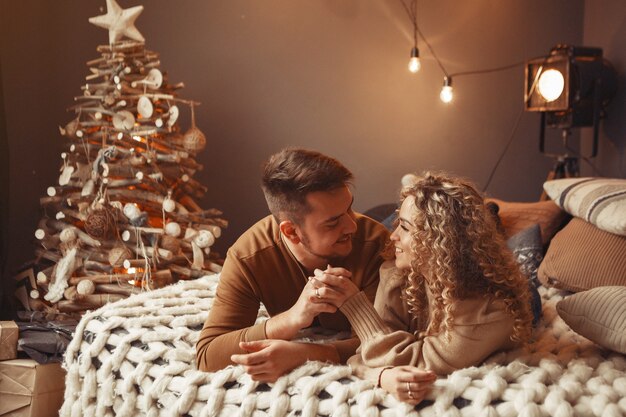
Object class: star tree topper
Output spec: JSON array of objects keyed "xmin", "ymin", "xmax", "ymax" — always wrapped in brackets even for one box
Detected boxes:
[{"xmin": 89, "ymin": 0, "xmax": 145, "ymax": 44}]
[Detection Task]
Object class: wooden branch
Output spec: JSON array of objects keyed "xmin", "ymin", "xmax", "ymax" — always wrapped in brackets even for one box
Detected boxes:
[{"xmin": 68, "ymin": 269, "xmax": 172, "ymax": 285}]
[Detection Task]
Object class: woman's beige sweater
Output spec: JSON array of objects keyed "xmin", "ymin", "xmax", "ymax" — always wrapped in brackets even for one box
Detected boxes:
[{"xmin": 341, "ymin": 261, "xmax": 518, "ymax": 381}]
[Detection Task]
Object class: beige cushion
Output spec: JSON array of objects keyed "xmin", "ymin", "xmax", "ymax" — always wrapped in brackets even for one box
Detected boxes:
[
  {"xmin": 538, "ymin": 218, "xmax": 626, "ymax": 291},
  {"xmin": 556, "ymin": 286, "xmax": 626, "ymax": 354},
  {"xmin": 543, "ymin": 177, "xmax": 626, "ymax": 236},
  {"xmin": 487, "ymin": 198, "xmax": 568, "ymax": 246}
]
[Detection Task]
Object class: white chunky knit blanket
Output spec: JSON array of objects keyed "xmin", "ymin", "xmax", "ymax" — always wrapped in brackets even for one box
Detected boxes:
[{"xmin": 60, "ymin": 274, "xmax": 626, "ymax": 417}]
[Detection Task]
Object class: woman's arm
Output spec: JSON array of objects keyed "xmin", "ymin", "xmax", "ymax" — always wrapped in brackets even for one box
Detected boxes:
[{"xmin": 341, "ymin": 264, "xmax": 517, "ymax": 375}]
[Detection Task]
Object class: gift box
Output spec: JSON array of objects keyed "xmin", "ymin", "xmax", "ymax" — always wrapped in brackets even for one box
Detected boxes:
[
  {"xmin": 0, "ymin": 359, "xmax": 65, "ymax": 417},
  {"xmin": 0, "ymin": 321, "xmax": 19, "ymax": 360}
]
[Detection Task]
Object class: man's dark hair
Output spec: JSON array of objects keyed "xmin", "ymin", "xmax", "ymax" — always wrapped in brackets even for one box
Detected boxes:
[{"xmin": 261, "ymin": 148, "xmax": 353, "ymax": 224}]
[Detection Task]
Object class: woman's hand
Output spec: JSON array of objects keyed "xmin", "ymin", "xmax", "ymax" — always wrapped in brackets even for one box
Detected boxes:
[
  {"xmin": 379, "ymin": 366, "xmax": 437, "ymax": 405},
  {"xmin": 311, "ymin": 265, "xmax": 360, "ymax": 308}
]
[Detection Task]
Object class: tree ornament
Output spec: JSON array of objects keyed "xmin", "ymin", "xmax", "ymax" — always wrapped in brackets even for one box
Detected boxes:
[
  {"xmin": 85, "ymin": 209, "xmax": 111, "ymax": 239},
  {"xmin": 167, "ymin": 105, "xmax": 179, "ymax": 127},
  {"xmin": 112, "ymin": 110, "xmax": 135, "ymax": 131},
  {"xmin": 137, "ymin": 96, "xmax": 153, "ymax": 118},
  {"xmin": 88, "ymin": 0, "xmax": 145, "ymax": 44},
  {"xmin": 182, "ymin": 104, "xmax": 206, "ymax": 153},
  {"xmin": 162, "ymin": 197, "xmax": 175, "ymax": 213},
  {"xmin": 108, "ymin": 245, "xmax": 133, "ymax": 267},
  {"xmin": 164, "ymin": 222, "xmax": 181, "ymax": 237}
]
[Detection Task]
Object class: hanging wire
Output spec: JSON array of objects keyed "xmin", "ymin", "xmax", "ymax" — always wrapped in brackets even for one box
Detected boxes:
[
  {"xmin": 450, "ymin": 61, "xmax": 525, "ymax": 78},
  {"xmin": 415, "ymin": 26, "xmax": 449, "ymax": 77},
  {"xmin": 482, "ymin": 105, "xmax": 525, "ymax": 192},
  {"xmin": 399, "ymin": 0, "xmax": 450, "ymax": 77},
  {"xmin": 399, "ymin": 0, "xmax": 417, "ymax": 47}
]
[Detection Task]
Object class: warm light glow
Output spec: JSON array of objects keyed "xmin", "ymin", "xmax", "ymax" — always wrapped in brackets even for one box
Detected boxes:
[
  {"xmin": 537, "ymin": 69, "xmax": 565, "ymax": 102},
  {"xmin": 408, "ymin": 47, "xmax": 421, "ymax": 73},
  {"xmin": 132, "ymin": 135, "xmax": 142, "ymax": 142},
  {"xmin": 408, "ymin": 57, "xmax": 421, "ymax": 73},
  {"xmin": 440, "ymin": 86, "xmax": 453, "ymax": 103},
  {"xmin": 127, "ymin": 267, "xmax": 137, "ymax": 274}
]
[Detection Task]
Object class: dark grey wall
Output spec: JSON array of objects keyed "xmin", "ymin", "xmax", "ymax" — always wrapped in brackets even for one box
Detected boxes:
[
  {"xmin": 581, "ymin": 0, "xmax": 626, "ymax": 176},
  {"xmin": 1, "ymin": 0, "xmax": 621, "ymax": 291}
]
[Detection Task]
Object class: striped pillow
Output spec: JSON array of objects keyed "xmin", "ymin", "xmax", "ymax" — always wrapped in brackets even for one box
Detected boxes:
[
  {"xmin": 557, "ymin": 286, "xmax": 626, "ymax": 354},
  {"xmin": 543, "ymin": 177, "xmax": 626, "ymax": 236}
]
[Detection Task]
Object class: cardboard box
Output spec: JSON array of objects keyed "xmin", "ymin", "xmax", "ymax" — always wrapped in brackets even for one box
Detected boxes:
[
  {"xmin": 0, "ymin": 359, "xmax": 65, "ymax": 417},
  {"xmin": 0, "ymin": 321, "xmax": 19, "ymax": 360}
]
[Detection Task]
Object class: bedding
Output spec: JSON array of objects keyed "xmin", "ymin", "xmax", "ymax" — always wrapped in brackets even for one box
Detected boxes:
[{"xmin": 60, "ymin": 273, "xmax": 626, "ymax": 417}]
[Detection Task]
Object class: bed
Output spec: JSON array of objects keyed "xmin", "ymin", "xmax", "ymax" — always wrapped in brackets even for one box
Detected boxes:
[{"xmin": 59, "ymin": 179, "xmax": 626, "ymax": 417}]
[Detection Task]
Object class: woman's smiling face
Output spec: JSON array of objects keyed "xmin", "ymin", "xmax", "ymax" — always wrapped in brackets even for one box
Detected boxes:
[{"xmin": 390, "ymin": 195, "xmax": 417, "ymax": 271}]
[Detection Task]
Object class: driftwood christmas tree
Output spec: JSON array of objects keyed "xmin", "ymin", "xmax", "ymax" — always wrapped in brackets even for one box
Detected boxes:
[{"xmin": 20, "ymin": 0, "xmax": 226, "ymax": 315}]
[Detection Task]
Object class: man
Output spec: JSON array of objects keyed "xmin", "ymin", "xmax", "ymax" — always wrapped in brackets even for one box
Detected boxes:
[{"xmin": 196, "ymin": 148, "xmax": 390, "ymax": 381}]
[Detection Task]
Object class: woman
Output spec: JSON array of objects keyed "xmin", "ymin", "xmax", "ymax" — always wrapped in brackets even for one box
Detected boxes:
[{"xmin": 313, "ymin": 172, "xmax": 534, "ymax": 405}]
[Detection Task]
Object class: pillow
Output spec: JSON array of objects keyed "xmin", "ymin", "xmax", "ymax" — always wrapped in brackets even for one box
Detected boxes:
[
  {"xmin": 486, "ymin": 198, "xmax": 569, "ymax": 246},
  {"xmin": 556, "ymin": 286, "xmax": 626, "ymax": 354},
  {"xmin": 507, "ymin": 224, "xmax": 543, "ymax": 289},
  {"xmin": 507, "ymin": 225, "xmax": 543, "ymax": 325},
  {"xmin": 543, "ymin": 177, "xmax": 626, "ymax": 236},
  {"xmin": 538, "ymin": 218, "xmax": 626, "ymax": 291}
]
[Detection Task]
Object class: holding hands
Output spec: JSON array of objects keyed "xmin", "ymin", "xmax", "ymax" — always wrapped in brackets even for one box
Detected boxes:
[
  {"xmin": 234, "ymin": 265, "xmax": 360, "ymax": 382},
  {"xmin": 310, "ymin": 265, "xmax": 360, "ymax": 308},
  {"xmin": 263, "ymin": 265, "xmax": 358, "ymax": 340}
]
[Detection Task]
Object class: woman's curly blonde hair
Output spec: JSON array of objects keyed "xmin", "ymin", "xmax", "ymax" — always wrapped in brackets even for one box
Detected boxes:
[{"xmin": 400, "ymin": 172, "xmax": 533, "ymax": 344}]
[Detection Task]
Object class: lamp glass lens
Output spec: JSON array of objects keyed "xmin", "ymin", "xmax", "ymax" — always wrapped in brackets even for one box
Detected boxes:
[{"xmin": 537, "ymin": 69, "xmax": 565, "ymax": 102}]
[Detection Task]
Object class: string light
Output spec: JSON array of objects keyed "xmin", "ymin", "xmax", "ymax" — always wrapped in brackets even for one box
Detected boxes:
[
  {"xmin": 408, "ymin": 47, "xmax": 421, "ymax": 73},
  {"xmin": 401, "ymin": 0, "xmax": 421, "ymax": 74},
  {"xmin": 440, "ymin": 77, "xmax": 453, "ymax": 103},
  {"xmin": 399, "ymin": 0, "xmax": 527, "ymax": 104}
]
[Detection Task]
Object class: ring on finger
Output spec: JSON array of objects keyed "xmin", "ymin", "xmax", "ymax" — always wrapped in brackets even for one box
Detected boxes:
[
  {"xmin": 406, "ymin": 381, "xmax": 413, "ymax": 398},
  {"xmin": 315, "ymin": 288, "xmax": 321, "ymax": 299}
]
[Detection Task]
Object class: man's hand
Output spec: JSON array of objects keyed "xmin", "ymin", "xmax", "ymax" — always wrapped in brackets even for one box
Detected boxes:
[
  {"xmin": 311, "ymin": 266, "xmax": 360, "ymax": 308},
  {"xmin": 231, "ymin": 340, "xmax": 336, "ymax": 382},
  {"xmin": 379, "ymin": 366, "xmax": 437, "ymax": 405},
  {"xmin": 265, "ymin": 278, "xmax": 337, "ymax": 339}
]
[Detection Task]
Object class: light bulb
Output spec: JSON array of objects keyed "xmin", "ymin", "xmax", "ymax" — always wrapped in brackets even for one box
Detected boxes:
[
  {"xmin": 408, "ymin": 47, "xmax": 421, "ymax": 73},
  {"xmin": 440, "ymin": 77, "xmax": 453, "ymax": 103},
  {"xmin": 537, "ymin": 69, "xmax": 565, "ymax": 102}
]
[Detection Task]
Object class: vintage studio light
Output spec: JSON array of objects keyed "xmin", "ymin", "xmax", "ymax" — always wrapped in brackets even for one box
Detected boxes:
[{"xmin": 524, "ymin": 45, "xmax": 617, "ymax": 157}]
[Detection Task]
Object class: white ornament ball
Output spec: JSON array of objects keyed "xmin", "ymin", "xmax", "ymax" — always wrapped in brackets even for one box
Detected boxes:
[
  {"xmin": 123, "ymin": 203, "xmax": 141, "ymax": 220},
  {"xmin": 194, "ymin": 230, "xmax": 215, "ymax": 248},
  {"xmin": 162, "ymin": 198, "xmax": 176, "ymax": 213},
  {"xmin": 164, "ymin": 222, "xmax": 181, "ymax": 237},
  {"xmin": 35, "ymin": 229, "xmax": 45, "ymax": 240}
]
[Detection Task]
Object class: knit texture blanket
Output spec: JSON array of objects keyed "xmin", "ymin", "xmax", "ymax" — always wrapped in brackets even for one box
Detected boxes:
[{"xmin": 60, "ymin": 274, "xmax": 626, "ymax": 417}]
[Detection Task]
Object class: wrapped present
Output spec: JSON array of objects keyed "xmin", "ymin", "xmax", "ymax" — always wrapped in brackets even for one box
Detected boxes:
[
  {"xmin": 0, "ymin": 359, "xmax": 65, "ymax": 417},
  {"xmin": 0, "ymin": 321, "xmax": 19, "ymax": 360}
]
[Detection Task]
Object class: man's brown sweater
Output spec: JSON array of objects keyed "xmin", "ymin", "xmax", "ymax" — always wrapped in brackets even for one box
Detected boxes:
[{"xmin": 196, "ymin": 214, "xmax": 390, "ymax": 372}]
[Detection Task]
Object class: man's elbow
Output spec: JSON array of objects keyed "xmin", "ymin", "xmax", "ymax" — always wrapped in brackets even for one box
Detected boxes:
[{"xmin": 196, "ymin": 340, "xmax": 229, "ymax": 372}]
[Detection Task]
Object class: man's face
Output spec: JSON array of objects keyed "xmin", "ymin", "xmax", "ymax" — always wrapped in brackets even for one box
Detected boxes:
[{"xmin": 295, "ymin": 185, "xmax": 357, "ymax": 261}]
